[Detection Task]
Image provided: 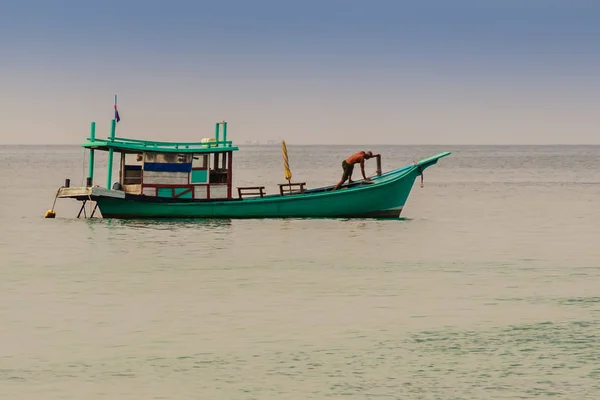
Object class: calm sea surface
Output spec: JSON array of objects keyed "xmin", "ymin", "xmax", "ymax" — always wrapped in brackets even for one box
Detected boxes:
[{"xmin": 1, "ymin": 144, "xmax": 599, "ymax": 399}]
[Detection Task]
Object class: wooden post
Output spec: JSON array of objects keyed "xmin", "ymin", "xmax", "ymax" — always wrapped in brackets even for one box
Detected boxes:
[
  {"xmin": 120, "ymin": 152, "xmax": 126, "ymax": 185},
  {"xmin": 213, "ymin": 152, "xmax": 219, "ymax": 171}
]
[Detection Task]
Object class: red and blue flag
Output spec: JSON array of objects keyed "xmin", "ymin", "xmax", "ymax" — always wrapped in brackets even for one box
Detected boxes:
[{"xmin": 114, "ymin": 102, "xmax": 120, "ymax": 122}]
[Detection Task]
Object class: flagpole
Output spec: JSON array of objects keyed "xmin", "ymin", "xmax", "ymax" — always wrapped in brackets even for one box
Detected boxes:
[{"xmin": 114, "ymin": 94, "xmax": 118, "ymax": 128}]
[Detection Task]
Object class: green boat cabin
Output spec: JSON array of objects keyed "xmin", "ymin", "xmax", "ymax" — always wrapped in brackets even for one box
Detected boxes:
[
  {"xmin": 83, "ymin": 121, "xmax": 239, "ymax": 200},
  {"xmin": 116, "ymin": 148, "xmax": 233, "ymax": 200}
]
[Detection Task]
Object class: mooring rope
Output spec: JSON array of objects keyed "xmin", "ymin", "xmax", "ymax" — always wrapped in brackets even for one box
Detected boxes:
[{"xmin": 413, "ymin": 162, "xmax": 424, "ymax": 187}]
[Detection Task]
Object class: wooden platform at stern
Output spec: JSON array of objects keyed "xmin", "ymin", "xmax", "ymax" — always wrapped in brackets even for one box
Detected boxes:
[{"xmin": 57, "ymin": 186, "xmax": 126, "ymax": 201}]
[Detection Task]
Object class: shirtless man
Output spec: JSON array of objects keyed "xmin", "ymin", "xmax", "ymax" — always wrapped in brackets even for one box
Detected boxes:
[{"xmin": 333, "ymin": 150, "xmax": 380, "ymax": 190}]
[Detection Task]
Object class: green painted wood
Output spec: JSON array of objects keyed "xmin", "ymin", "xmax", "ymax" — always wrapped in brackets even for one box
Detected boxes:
[
  {"xmin": 91, "ymin": 152, "xmax": 451, "ymax": 219},
  {"xmin": 174, "ymin": 188, "xmax": 193, "ymax": 199},
  {"xmin": 416, "ymin": 151, "xmax": 451, "ymax": 169},
  {"xmin": 157, "ymin": 188, "xmax": 173, "ymax": 197},
  {"xmin": 106, "ymin": 119, "xmax": 116, "ymax": 189},
  {"xmin": 88, "ymin": 122, "xmax": 95, "ymax": 184},
  {"xmin": 82, "ymin": 137, "xmax": 238, "ymax": 154},
  {"xmin": 190, "ymin": 169, "xmax": 208, "ymax": 183}
]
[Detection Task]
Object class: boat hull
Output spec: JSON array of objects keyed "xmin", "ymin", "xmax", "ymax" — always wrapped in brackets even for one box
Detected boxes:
[
  {"xmin": 95, "ymin": 166, "xmax": 421, "ymax": 219},
  {"xmin": 59, "ymin": 152, "xmax": 450, "ymax": 219}
]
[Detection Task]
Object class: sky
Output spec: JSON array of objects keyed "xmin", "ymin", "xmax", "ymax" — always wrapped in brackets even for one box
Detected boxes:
[{"xmin": 0, "ymin": 0, "xmax": 599, "ymax": 145}]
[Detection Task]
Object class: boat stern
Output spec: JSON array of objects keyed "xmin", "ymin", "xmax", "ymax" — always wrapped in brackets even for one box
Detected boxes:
[
  {"xmin": 57, "ymin": 186, "xmax": 126, "ymax": 201},
  {"xmin": 50, "ymin": 185, "xmax": 125, "ymax": 219}
]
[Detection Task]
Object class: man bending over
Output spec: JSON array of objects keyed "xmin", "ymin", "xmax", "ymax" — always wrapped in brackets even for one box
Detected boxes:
[{"xmin": 333, "ymin": 150, "xmax": 380, "ymax": 190}]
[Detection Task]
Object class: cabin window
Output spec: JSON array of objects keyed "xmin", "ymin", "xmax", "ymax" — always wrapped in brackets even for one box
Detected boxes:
[
  {"xmin": 209, "ymin": 152, "xmax": 228, "ymax": 184},
  {"xmin": 191, "ymin": 154, "xmax": 209, "ymax": 184},
  {"xmin": 209, "ymin": 171, "xmax": 228, "ymax": 184},
  {"xmin": 121, "ymin": 153, "xmax": 143, "ymax": 185},
  {"xmin": 192, "ymin": 154, "xmax": 209, "ymax": 169}
]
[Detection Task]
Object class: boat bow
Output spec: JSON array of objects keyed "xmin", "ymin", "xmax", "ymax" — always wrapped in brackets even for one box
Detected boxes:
[{"xmin": 415, "ymin": 151, "xmax": 452, "ymax": 171}]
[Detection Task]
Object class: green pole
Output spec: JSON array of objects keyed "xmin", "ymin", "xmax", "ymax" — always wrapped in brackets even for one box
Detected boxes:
[
  {"xmin": 106, "ymin": 119, "xmax": 116, "ymax": 189},
  {"xmin": 215, "ymin": 122, "xmax": 220, "ymax": 142},
  {"xmin": 223, "ymin": 121, "xmax": 227, "ymax": 143},
  {"xmin": 110, "ymin": 117, "xmax": 116, "ymax": 140},
  {"xmin": 88, "ymin": 122, "xmax": 96, "ymax": 186}
]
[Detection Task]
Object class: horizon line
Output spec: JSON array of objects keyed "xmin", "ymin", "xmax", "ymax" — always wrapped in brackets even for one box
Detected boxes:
[{"xmin": 2, "ymin": 143, "xmax": 600, "ymax": 147}]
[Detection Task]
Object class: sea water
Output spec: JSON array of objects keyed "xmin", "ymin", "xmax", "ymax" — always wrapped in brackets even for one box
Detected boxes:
[{"xmin": 1, "ymin": 144, "xmax": 599, "ymax": 399}]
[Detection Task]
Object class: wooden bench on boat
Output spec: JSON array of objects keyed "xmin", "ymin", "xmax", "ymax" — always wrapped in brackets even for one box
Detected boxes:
[
  {"xmin": 237, "ymin": 186, "xmax": 266, "ymax": 198},
  {"xmin": 278, "ymin": 182, "xmax": 306, "ymax": 196}
]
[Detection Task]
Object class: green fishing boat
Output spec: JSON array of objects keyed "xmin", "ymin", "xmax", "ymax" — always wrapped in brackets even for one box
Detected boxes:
[{"xmin": 49, "ymin": 107, "xmax": 450, "ymax": 219}]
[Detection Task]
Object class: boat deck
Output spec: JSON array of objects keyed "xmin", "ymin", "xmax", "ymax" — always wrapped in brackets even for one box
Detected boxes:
[
  {"xmin": 57, "ymin": 163, "xmax": 416, "ymax": 203},
  {"xmin": 57, "ymin": 186, "xmax": 125, "ymax": 201}
]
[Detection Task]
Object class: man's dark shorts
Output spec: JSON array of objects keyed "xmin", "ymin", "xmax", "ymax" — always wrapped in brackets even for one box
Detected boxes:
[{"xmin": 342, "ymin": 160, "xmax": 354, "ymax": 180}]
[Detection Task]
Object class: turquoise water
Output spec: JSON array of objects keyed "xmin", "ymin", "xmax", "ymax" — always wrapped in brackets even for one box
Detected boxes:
[{"xmin": 1, "ymin": 145, "xmax": 599, "ymax": 399}]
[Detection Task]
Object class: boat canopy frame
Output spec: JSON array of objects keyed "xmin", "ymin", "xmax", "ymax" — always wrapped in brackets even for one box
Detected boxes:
[
  {"xmin": 83, "ymin": 136, "xmax": 239, "ymax": 154},
  {"xmin": 83, "ymin": 119, "xmax": 237, "ymax": 191}
]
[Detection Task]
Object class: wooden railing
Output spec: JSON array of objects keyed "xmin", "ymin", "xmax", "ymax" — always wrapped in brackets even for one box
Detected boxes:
[
  {"xmin": 237, "ymin": 186, "xmax": 266, "ymax": 198},
  {"xmin": 278, "ymin": 182, "xmax": 306, "ymax": 196}
]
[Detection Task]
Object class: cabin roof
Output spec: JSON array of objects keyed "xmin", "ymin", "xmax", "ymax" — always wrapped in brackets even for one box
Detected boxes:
[{"xmin": 82, "ymin": 136, "xmax": 239, "ymax": 154}]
